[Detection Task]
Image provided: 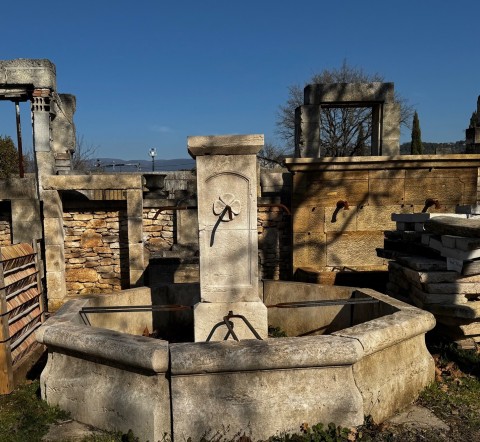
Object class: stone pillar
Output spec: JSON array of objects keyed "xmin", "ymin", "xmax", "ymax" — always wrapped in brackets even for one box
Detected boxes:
[
  {"xmin": 295, "ymin": 105, "xmax": 321, "ymax": 157},
  {"xmin": 371, "ymin": 104, "xmax": 382, "ymax": 156},
  {"xmin": 188, "ymin": 134, "xmax": 268, "ymax": 341},
  {"xmin": 51, "ymin": 93, "xmax": 76, "ymax": 173},
  {"xmin": 126, "ymin": 189, "xmax": 145, "ymax": 287},
  {"xmin": 31, "ymin": 88, "xmax": 54, "ymax": 191},
  {"xmin": 42, "ymin": 190, "xmax": 67, "ymax": 311},
  {"xmin": 380, "ymin": 102, "xmax": 400, "ymax": 156}
]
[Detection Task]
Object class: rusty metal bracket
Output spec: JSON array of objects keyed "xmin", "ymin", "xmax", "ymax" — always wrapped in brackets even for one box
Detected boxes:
[{"xmin": 206, "ymin": 310, "xmax": 263, "ymax": 342}]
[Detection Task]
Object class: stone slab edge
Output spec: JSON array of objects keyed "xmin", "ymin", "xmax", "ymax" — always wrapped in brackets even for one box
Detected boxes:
[
  {"xmin": 333, "ymin": 288, "xmax": 436, "ymax": 356},
  {"xmin": 188, "ymin": 134, "xmax": 263, "ymax": 157},
  {"xmin": 37, "ymin": 322, "xmax": 169, "ymax": 373},
  {"xmin": 170, "ymin": 334, "xmax": 363, "ymax": 375}
]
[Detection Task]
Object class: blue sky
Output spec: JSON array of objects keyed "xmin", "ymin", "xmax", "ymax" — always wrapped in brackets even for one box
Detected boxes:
[{"xmin": 0, "ymin": 1, "xmax": 478, "ymax": 160}]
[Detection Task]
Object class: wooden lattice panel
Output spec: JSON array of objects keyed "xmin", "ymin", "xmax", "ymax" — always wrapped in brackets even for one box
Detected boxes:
[{"xmin": 0, "ymin": 242, "xmax": 44, "ymax": 394}]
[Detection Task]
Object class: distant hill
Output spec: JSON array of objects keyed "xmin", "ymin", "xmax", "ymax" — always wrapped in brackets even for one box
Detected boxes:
[{"xmin": 88, "ymin": 158, "xmax": 195, "ymax": 172}]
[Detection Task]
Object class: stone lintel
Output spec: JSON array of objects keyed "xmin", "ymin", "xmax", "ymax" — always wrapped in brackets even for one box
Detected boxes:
[
  {"xmin": 284, "ymin": 154, "xmax": 480, "ymax": 172},
  {"xmin": 304, "ymin": 82, "xmax": 395, "ymax": 105},
  {"xmin": 0, "ymin": 176, "xmax": 37, "ymax": 199},
  {"xmin": 188, "ymin": 134, "xmax": 264, "ymax": 157},
  {"xmin": 0, "ymin": 59, "xmax": 56, "ymax": 90},
  {"xmin": 43, "ymin": 174, "xmax": 143, "ymax": 190}
]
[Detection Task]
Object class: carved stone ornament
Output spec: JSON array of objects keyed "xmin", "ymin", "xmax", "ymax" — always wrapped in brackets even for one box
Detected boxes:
[{"xmin": 213, "ymin": 193, "xmax": 241, "ymax": 221}]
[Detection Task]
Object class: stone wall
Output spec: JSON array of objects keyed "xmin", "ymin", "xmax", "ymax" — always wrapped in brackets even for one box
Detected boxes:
[
  {"xmin": 0, "ymin": 214, "xmax": 11, "ymax": 247},
  {"xmin": 142, "ymin": 208, "xmax": 175, "ymax": 254},
  {"xmin": 285, "ymin": 155, "xmax": 480, "ymax": 274},
  {"xmin": 64, "ymin": 209, "xmax": 129, "ymax": 296},
  {"xmin": 257, "ymin": 205, "xmax": 291, "ymax": 280}
]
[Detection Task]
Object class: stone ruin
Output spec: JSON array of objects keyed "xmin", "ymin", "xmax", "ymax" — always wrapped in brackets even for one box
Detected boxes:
[
  {"xmin": 0, "ymin": 56, "xmax": 479, "ymax": 439},
  {"xmin": 295, "ymin": 82, "xmax": 400, "ymax": 157}
]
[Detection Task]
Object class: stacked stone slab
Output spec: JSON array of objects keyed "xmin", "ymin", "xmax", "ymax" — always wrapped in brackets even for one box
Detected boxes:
[{"xmin": 380, "ymin": 209, "xmax": 480, "ymax": 348}]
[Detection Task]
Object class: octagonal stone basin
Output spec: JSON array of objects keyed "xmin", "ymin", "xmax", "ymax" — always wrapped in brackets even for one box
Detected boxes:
[{"xmin": 36, "ymin": 282, "xmax": 435, "ymax": 442}]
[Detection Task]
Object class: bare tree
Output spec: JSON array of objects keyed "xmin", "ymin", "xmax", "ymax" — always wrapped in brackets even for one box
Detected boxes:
[
  {"xmin": 72, "ymin": 135, "xmax": 98, "ymax": 172},
  {"xmin": 257, "ymin": 142, "xmax": 290, "ymax": 168},
  {"xmin": 276, "ymin": 61, "xmax": 414, "ymax": 156}
]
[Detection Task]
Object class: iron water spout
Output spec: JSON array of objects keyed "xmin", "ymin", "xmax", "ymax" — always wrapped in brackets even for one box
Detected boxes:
[
  {"xmin": 331, "ymin": 200, "xmax": 349, "ymax": 223},
  {"xmin": 421, "ymin": 198, "xmax": 440, "ymax": 213}
]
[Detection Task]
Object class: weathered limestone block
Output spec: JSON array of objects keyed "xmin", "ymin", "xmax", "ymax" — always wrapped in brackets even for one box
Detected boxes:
[
  {"xmin": 11, "ymin": 199, "xmax": 42, "ymax": 242},
  {"xmin": 367, "ymin": 178, "xmax": 405, "ymax": 205},
  {"xmin": 350, "ymin": 335, "xmax": 434, "ymax": 424},
  {"xmin": 51, "ymin": 94, "xmax": 76, "ymax": 155},
  {"xmin": 46, "ymin": 271, "xmax": 67, "ymax": 311},
  {"xmin": 326, "ymin": 232, "xmax": 385, "ymax": 267},
  {"xmin": 126, "ymin": 189, "xmax": 143, "ymax": 218},
  {"xmin": 0, "ymin": 59, "xmax": 56, "ymax": 88},
  {"xmin": 428, "ymin": 302, "xmax": 480, "ymax": 319},
  {"xmin": 129, "ymin": 268, "xmax": 144, "ymax": 287},
  {"xmin": 41, "ymin": 190, "xmax": 63, "ymax": 219},
  {"xmin": 294, "ymin": 105, "xmax": 320, "ymax": 157},
  {"xmin": 38, "ymin": 320, "xmax": 170, "ymax": 442},
  {"xmin": 292, "ymin": 205, "xmax": 325, "ymax": 233},
  {"xmin": 177, "ymin": 209, "xmax": 199, "ymax": 246},
  {"xmin": 357, "ymin": 205, "xmax": 411, "ymax": 231},
  {"xmin": 170, "ymin": 336, "xmax": 364, "ymax": 440},
  {"xmin": 127, "ymin": 217, "xmax": 143, "ymax": 244},
  {"xmin": 45, "ymin": 245, "xmax": 65, "ymax": 272},
  {"xmin": 128, "ymin": 243, "xmax": 145, "ymax": 271},
  {"xmin": 301, "ymin": 176, "xmax": 369, "ymax": 206},
  {"xmin": 304, "ymin": 82, "xmax": 395, "ymax": 104},
  {"xmin": 43, "ymin": 216, "xmax": 65, "ymax": 246},
  {"xmin": 293, "ymin": 232, "xmax": 327, "ymax": 270},
  {"xmin": 43, "ymin": 174, "xmax": 142, "ymax": 191},
  {"xmin": 410, "ymin": 286, "xmax": 469, "ymax": 305}
]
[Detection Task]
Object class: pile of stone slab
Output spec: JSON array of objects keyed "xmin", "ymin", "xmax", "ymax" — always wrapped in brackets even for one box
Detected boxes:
[{"xmin": 378, "ymin": 206, "xmax": 480, "ymax": 349}]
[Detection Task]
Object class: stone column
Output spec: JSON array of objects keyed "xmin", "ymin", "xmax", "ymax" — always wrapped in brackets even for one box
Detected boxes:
[
  {"xmin": 31, "ymin": 88, "xmax": 55, "ymax": 192},
  {"xmin": 42, "ymin": 190, "xmax": 67, "ymax": 311},
  {"xmin": 126, "ymin": 189, "xmax": 145, "ymax": 287},
  {"xmin": 295, "ymin": 105, "xmax": 321, "ymax": 157},
  {"xmin": 381, "ymin": 102, "xmax": 401, "ymax": 156},
  {"xmin": 188, "ymin": 134, "xmax": 268, "ymax": 341}
]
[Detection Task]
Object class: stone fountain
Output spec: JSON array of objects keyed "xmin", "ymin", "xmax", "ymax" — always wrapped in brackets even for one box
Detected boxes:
[{"xmin": 36, "ymin": 134, "xmax": 435, "ymax": 441}]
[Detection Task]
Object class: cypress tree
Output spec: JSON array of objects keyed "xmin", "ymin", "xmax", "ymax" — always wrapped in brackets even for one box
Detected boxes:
[
  {"xmin": 0, "ymin": 135, "xmax": 20, "ymax": 179},
  {"xmin": 355, "ymin": 124, "xmax": 366, "ymax": 155},
  {"xmin": 410, "ymin": 111, "xmax": 423, "ymax": 155},
  {"xmin": 470, "ymin": 111, "xmax": 478, "ymax": 128}
]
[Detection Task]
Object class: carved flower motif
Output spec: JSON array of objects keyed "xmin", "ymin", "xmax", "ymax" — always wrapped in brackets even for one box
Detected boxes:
[{"xmin": 213, "ymin": 193, "xmax": 241, "ymax": 221}]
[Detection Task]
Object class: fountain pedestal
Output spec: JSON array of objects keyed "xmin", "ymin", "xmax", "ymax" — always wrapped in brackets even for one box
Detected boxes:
[{"xmin": 188, "ymin": 134, "xmax": 268, "ymax": 341}]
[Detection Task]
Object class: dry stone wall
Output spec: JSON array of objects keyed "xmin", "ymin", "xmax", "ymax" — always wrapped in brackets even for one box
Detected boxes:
[
  {"xmin": 257, "ymin": 205, "xmax": 291, "ymax": 280},
  {"xmin": 64, "ymin": 209, "xmax": 129, "ymax": 296},
  {"xmin": 142, "ymin": 208, "xmax": 175, "ymax": 253},
  {"xmin": 0, "ymin": 215, "xmax": 11, "ymax": 247}
]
